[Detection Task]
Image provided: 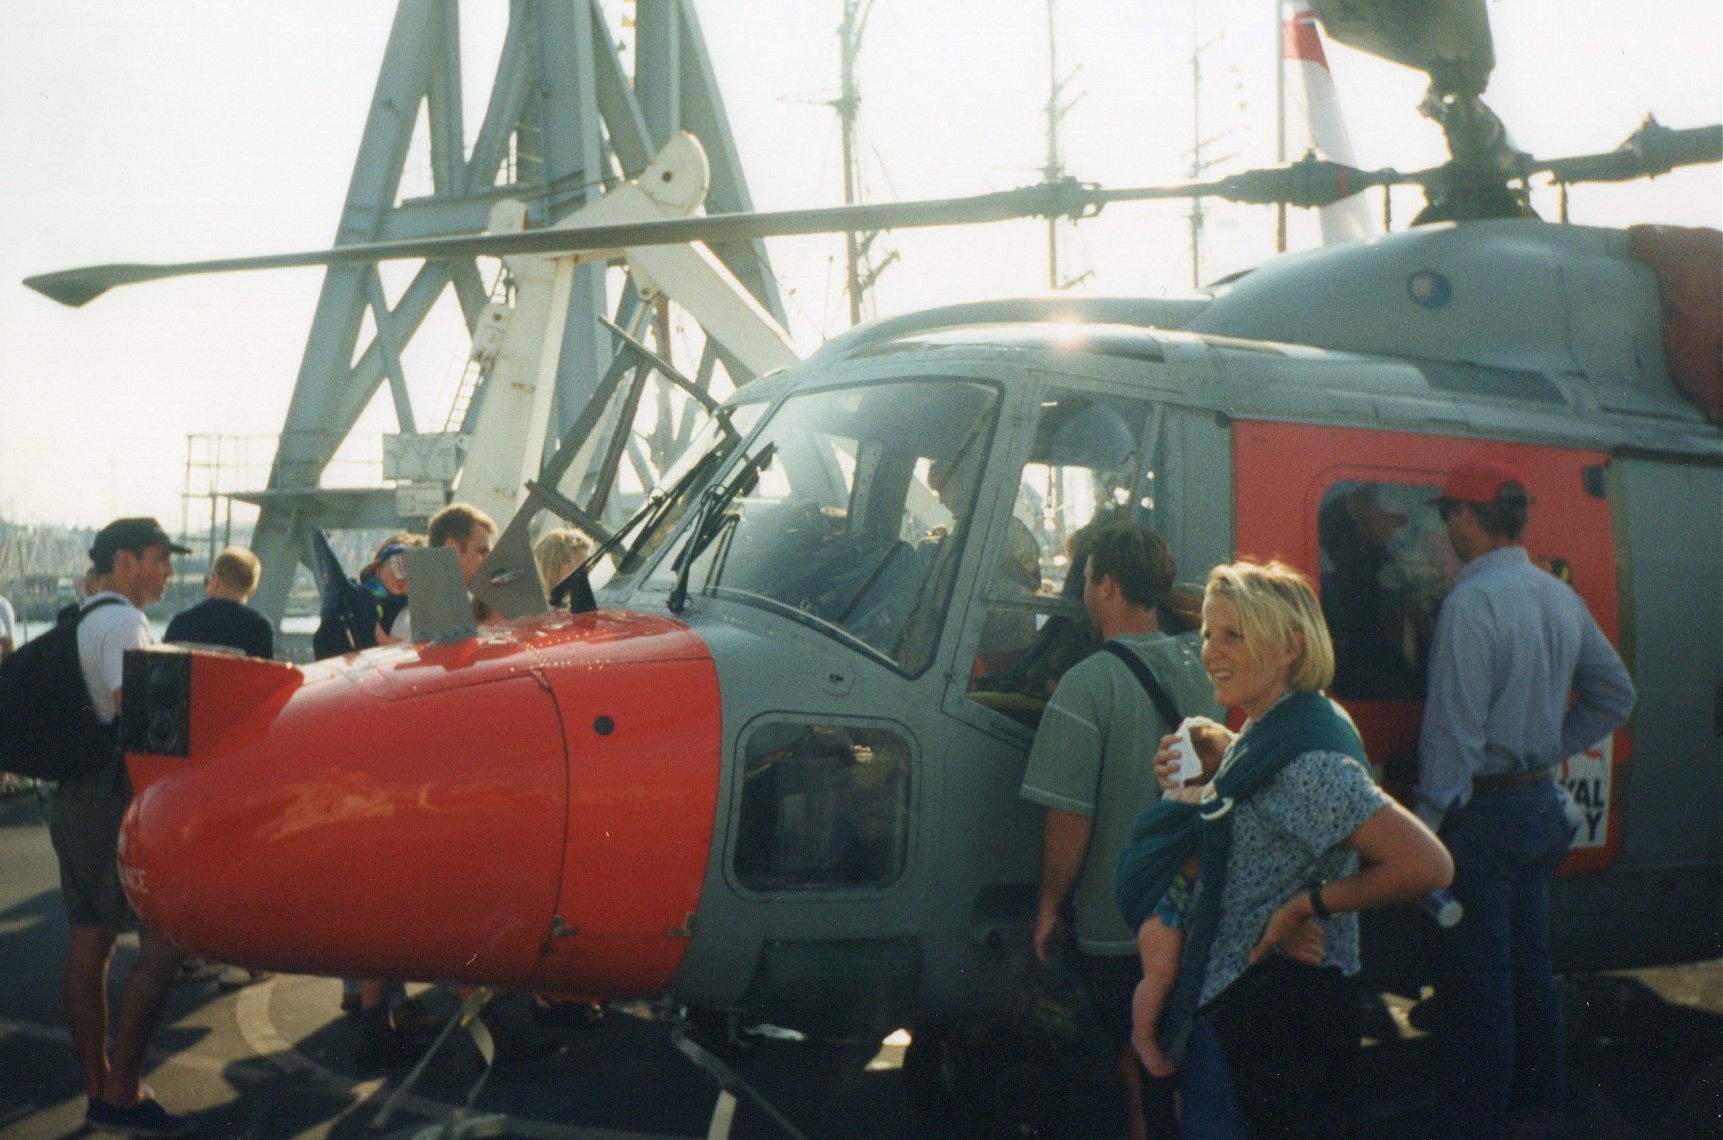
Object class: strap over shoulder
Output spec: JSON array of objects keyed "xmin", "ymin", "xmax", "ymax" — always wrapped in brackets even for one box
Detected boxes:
[{"xmin": 1102, "ymin": 641, "xmax": 1183, "ymax": 730}]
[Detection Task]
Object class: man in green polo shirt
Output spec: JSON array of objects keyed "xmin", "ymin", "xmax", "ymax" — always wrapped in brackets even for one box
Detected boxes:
[{"xmin": 1020, "ymin": 525, "xmax": 1217, "ymax": 1140}]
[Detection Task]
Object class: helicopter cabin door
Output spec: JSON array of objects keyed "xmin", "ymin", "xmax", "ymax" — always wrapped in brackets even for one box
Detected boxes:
[{"xmin": 1231, "ymin": 422, "xmax": 1629, "ymax": 874}]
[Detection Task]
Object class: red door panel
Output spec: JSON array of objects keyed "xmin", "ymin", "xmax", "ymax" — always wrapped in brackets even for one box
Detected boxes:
[{"xmin": 1232, "ymin": 421, "xmax": 1628, "ymax": 873}]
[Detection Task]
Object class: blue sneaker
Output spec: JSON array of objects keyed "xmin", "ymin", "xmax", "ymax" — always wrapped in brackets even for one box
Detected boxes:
[{"xmin": 86, "ymin": 1095, "xmax": 196, "ymax": 1137}]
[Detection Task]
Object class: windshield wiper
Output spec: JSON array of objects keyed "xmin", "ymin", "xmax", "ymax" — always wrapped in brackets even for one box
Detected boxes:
[
  {"xmin": 614, "ymin": 447, "xmax": 726, "ymax": 570},
  {"xmin": 668, "ymin": 442, "xmax": 777, "ymax": 614},
  {"xmin": 544, "ymin": 445, "xmax": 733, "ymax": 611}
]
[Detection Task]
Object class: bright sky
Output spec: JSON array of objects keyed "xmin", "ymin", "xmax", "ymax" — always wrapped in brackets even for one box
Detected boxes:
[{"xmin": 1, "ymin": 0, "xmax": 1717, "ymax": 532}]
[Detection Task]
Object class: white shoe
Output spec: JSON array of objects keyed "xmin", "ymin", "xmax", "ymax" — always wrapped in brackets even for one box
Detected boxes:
[
  {"xmin": 217, "ymin": 964, "xmax": 272, "ymax": 990},
  {"xmin": 174, "ymin": 956, "xmax": 221, "ymax": 983}
]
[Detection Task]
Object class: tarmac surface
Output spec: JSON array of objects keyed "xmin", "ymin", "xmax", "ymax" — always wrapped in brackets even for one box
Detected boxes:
[{"xmin": 2, "ymin": 785, "xmax": 1719, "ymax": 1140}]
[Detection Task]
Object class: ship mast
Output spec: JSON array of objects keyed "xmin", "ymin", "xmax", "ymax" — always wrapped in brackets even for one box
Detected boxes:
[
  {"xmin": 1274, "ymin": 0, "xmax": 1288, "ymax": 251},
  {"xmin": 1189, "ymin": 0, "xmax": 1206, "ymax": 285},
  {"xmin": 835, "ymin": 0, "xmax": 895, "ymax": 325},
  {"xmin": 1041, "ymin": 0, "xmax": 1086, "ymax": 290},
  {"xmin": 1183, "ymin": 2, "xmax": 1240, "ymax": 285},
  {"xmin": 1043, "ymin": 0, "xmax": 1063, "ymax": 289}
]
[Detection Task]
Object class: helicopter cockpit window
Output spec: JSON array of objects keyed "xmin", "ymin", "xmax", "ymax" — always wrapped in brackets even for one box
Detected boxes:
[
  {"xmin": 611, "ymin": 402, "xmax": 766, "ymax": 578},
  {"xmin": 1316, "ymin": 480, "xmax": 1458, "ymax": 701},
  {"xmin": 733, "ymin": 721, "xmax": 912, "ymax": 892},
  {"xmin": 646, "ymin": 379, "xmax": 1001, "ymax": 675},
  {"xmin": 964, "ymin": 390, "xmax": 1155, "ymax": 724}
]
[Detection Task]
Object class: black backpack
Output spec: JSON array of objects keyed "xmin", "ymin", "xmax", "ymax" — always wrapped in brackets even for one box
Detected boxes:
[
  {"xmin": 0, "ymin": 598, "xmax": 126, "ymax": 780},
  {"xmin": 309, "ymin": 526, "xmax": 408, "ymax": 661},
  {"xmin": 311, "ymin": 582, "xmax": 403, "ymax": 661}
]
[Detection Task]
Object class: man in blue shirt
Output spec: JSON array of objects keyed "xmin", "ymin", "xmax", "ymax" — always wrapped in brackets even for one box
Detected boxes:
[{"xmin": 1417, "ymin": 459, "xmax": 1635, "ymax": 1140}]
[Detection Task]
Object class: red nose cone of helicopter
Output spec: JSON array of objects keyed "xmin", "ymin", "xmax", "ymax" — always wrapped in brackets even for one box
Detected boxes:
[{"xmin": 118, "ymin": 610, "xmax": 721, "ymax": 997}]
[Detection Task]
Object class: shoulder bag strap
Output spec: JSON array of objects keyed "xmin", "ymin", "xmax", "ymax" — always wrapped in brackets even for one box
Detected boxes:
[
  {"xmin": 75, "ymin": 596, "xmax": 126, "ymax": 625},
  {"xmin": 1102, "ymin": 641, "xmax": 1183, "ymax": 730}
]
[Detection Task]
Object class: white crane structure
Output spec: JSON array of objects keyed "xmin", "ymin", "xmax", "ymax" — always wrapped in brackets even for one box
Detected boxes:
[
  {"xmin": 455, "ymin": 133, "xmax": 798, "ymax": 534},
  {"xmin": 236, "ymin": 0, "xmax": 789, "ymax": 624}
]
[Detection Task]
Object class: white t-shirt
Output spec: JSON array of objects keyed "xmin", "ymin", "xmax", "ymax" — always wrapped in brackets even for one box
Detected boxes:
[
  {"xmin": 0, "ymin": 595, "xmax": 14, "ymax": 644},
  {"xmin": 76, "ymin": 593, "xmax": 153, "ymax": 725}
]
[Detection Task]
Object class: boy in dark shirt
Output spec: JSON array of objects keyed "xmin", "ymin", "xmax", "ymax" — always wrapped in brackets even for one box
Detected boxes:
[
  {"xmin": 165, "ymin": 547, "xmax": 273, "ymax": 660},
  {"xmin": 164, "ymin": 545, "xmax": 274, "ymax": 991}
]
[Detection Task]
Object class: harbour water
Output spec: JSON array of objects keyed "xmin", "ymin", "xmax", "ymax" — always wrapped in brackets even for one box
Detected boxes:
[{"xmin": 10, "ymin": 612, "xmax": 318, "ymax": 653}]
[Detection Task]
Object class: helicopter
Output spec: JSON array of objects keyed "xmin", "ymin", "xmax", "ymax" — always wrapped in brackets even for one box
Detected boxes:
[{"xmin": 24, "ymin": 0, "xmax": 1723, "ymax": 1131}]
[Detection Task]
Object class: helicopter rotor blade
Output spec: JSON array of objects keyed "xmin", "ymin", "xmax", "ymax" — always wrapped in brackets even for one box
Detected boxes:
[
  {"xmin": 20, "ymin": 173, "xmax": 1366, "ymax": 309},
  {"xmin": 22, "ymin": 182, "xmax": 1093, "ymax": 308},
  {"xmin": 1529, "ymin": 118, "xmax": 1723, "ymax": 186},
  {"xmin": 25, "ymin": 121, "xmax": 1721, "ymax": 311},
  {"xmin": 1104, "ymin": 158, "xmax": 1420, "ymax": 211}
]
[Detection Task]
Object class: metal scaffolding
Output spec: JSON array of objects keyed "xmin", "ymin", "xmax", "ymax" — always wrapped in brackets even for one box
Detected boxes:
[{"xmin": 245, "ymin": 0, "xmax": 783, "ymax": 622}]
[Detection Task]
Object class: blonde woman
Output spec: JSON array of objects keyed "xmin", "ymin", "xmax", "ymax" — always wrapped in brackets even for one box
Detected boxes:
[
  {"xmin": 1116, "ymin": 559, "xmax": 1451, "ymax": 1138},
  {"xmin": 533, "ymin": 526, "xmax": 595, "ymax": 601}
]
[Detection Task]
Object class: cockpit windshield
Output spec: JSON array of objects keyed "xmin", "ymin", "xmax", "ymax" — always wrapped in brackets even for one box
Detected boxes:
[
  {"xmin": 611, "ymin": 403, "xmax": 762, "ymax": 576},
  {"xmin": 645, "ymin": 379, "xmax": 1002, "ymax": 674}
]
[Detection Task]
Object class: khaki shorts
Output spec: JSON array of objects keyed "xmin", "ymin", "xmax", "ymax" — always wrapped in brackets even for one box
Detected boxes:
[{"xmin": 48, "ymin": 766, "xmax": 140, "ymax": 933}]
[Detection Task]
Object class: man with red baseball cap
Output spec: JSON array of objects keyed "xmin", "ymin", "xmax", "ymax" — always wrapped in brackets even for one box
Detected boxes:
[
  {"xmin": 1430, "ymin": 457, "xmax": 1531, "ymax": 508},
  {"xmin": 1416, "ymin": 460, "xmax": 1635, "ymax": 1138}
]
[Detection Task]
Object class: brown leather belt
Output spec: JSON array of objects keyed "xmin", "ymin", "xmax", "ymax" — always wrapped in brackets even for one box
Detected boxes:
[{"xmin": 1473, "ymin": 765, "xmax": 1557, "ymax": 791}]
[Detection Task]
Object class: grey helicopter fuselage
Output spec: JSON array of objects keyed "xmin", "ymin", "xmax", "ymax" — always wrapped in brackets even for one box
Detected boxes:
[
  {"xmin": 109, "ymin": 216, "xmax": 1718, "ymax": 1047},
  {"xmin": 576, "ymin": 216, "xmax": 1721, "ymax": 1033}
]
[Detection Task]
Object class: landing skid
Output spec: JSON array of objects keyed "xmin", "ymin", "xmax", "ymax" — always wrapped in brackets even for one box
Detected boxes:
[
  {"xmin": 670, "ymin": 1015, "xmax": 813, "ymax": 1140},
  {"xmin": 369, "ymin": 985, "xmax": 508, "ymax": 1139},
  {"xmin": 364, "ymin": 991, "xmax": 812, "ymax": 1140}
]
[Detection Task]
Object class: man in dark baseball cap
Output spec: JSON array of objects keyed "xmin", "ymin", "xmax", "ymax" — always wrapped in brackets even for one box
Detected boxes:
[
  {"xmin": 53, "ymin": 516, "xmax": 198, "ymax": 1135},
  {"xmin": 88, "ymin": 517, "xmax": 192, "ymax": 566}
]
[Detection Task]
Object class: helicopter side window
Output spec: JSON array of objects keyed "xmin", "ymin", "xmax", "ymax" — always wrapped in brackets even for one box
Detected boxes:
[
  {"xmin": 1316, "ymin": 480, "xmax": 1458, "ymax": 701},
  {"xmin": 648, "ymin": 379, "xmax": 1001, "ymax": 675},
  {"xmin": 733, "ymin": 721, "xmax": 912, "ymax": 892},
  {"xmin": 964, "ymin": 391, "xmax": 1155, "ymax": 725}
]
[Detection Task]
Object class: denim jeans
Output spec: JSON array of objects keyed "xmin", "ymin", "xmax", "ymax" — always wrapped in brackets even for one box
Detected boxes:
[
  {"xmin": 1076, "ymin": 952, "xmax": 1180, "ymax": 1139},
  {"xmin": 1180, "ymin": 1018, "xmax": 1248, "ymax": 1140},
  {"xmin": 1431, "ymin": 781, "xmax": 1574, "ymax": 1139},
  {"xmin": 1210, "ymin": 958, "xmax": 1361, "ymax": 1137},
  {"xmin": 1182, "ymin": 962, "xmax": 1359, "ymax": 1138}
]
